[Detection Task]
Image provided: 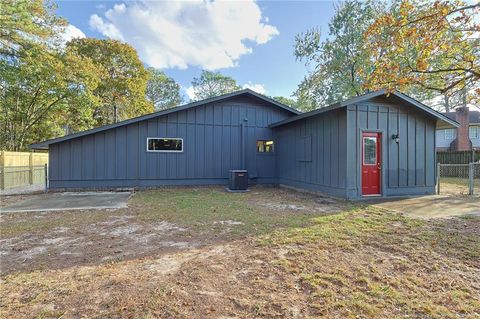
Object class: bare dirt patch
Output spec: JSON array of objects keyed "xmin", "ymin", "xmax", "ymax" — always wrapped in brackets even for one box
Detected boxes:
[
  {"xmin": 0, "ymin": 186, "xmax": 347, "ymax": 275},
  {"xmin": 1, "ymin": 209, "xmax": 479, "ymax": 318},
  {"xmin": 0, "ymin": 213, "xmax": 200, "ymax": 274},
  {"xmin": 1, "ymin": 239, "xmax": 308, "ymax": 318}
]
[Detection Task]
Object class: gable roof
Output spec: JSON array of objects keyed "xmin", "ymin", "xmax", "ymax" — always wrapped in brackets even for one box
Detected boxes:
[
  {"xmin": 442, "ymin": 110, "xmax": 480, "ymax": 124},
  {"xmin": 269, "ymin": 89, "xmax": 460, "ymax": 128},
  {"xmin": 30, "ymin": 89, "xmax": 301, "ymax": 150}
]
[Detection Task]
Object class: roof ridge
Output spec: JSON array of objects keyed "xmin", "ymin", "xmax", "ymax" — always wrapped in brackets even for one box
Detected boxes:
[
  {"xmin": 270, "ymin": 89, "xmax": 459, "ymax": 128},
  {"xmin": 30, "ymin": 89, "xmax": 300, "ymax": 149}
]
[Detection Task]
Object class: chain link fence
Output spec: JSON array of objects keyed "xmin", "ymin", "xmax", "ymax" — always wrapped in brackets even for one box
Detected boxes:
[{"xmin": 437, "ymin": 163, "xmax": 480, "ymax": 196}]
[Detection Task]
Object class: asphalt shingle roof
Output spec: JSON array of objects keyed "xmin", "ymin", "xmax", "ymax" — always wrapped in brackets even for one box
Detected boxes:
[{"xmin": 442, "ymin": 110, "xmax": 480, "ymax": 124}]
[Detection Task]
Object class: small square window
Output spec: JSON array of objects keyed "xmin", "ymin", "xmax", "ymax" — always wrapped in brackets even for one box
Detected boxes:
[
  {"xmin": 257, "ymin": 140, "xmax": 274, "ymax": 153},
  {"xmin": 444, "ymin": 129, "xmax": 456, "ymax": 140},
  {"xmin": 147, "ymin": 138, "xmax": 183, "ymax": 152},
  {"xmin": 469, "ymin": 126, "xmax": 479, "ymax": 139}
]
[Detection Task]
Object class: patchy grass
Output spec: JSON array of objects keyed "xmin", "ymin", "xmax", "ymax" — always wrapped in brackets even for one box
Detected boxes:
[
  {"xmin": 0, "ymin": 209, "xmax": 115, "ymax": 239},
  {"xmin": 0, "ymin": 187, "xmax": 348, "ymax": 275},
  {"xmin": 439, "ymin": 177, "xmax": 480, "ymax": 195},
  {"xmin": 128, "ymin": 187, "xmax": 348, "ymax": 236},
  {"xmin": 1, "ymin": 187, "xmax": 345, "ymax": 240},
  {"xmin": 261, "ymin": 207, "xmax": 480, "ymax": 318},
  {"xmin": 440, "ymin": 177, "xmax": 480, "ymax": 187},
  {"xmin": 1, "ymin": 188, "xmax": 479, "ymax": 318}
]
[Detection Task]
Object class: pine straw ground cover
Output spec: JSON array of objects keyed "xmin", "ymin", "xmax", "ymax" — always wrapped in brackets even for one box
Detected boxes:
[{"xmin": 1, "ymin": 198, "xmax": 479, "ymax": 318}]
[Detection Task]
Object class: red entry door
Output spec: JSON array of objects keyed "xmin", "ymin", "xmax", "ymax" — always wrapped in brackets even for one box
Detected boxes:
[{"xmin": 362, "ymin": 132, "xmax": 381, "ymax": 196}]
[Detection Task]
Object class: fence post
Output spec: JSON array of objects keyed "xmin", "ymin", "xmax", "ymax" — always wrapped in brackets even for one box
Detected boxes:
[
  {"xmin": 469, "ymin": 162, "xmax": 474, "ymax": 195},
  {"xmin": 0, "ymin": 151, "xmax": 4, "ymax": 190},
  {"xmin": 29, "ymin": 152, "xmax": 33, "ymax": 185},
  {"xmin": 44, "ymin": 163, "xmax": 48, "ymax": 193},
  {"xmin": 436, "ymin": 162, "xmax": 441, "ymax": 195}
]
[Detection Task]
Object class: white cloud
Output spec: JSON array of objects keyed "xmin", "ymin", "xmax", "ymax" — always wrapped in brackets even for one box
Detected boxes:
[
  {"xmin": 89, "ymin": 0, "xmax": 279, "ymax": 70},
  {"xmin": 89, "ymin": 14, "xmax": 124, "ymax": 41},
  {"xmin": 60, "ymin": 24, "xmax": 86, "ymax": 43},
  {"xmin": 242, "ymin": 82, "xmax": 266, "ymax": 95},
  {"xmin": 185, "ymin": 86, "xmax": 197, "ymax": 101}
]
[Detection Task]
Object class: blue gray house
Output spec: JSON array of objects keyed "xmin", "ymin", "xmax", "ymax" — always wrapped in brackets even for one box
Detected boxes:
[
  {"xmin": 31, "ymin": 89, "xmax": 458, "ymax": 199},
  {"xmin": 436, "ymin": 108, "xmax": 480, "ymax": 151}
]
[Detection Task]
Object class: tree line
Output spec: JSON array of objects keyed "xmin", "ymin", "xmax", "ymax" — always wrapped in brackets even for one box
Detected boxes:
[
  {"xmin": 1, "ymin": 0, "xmax": 478, "ymax": 151},
  {"xmin": 0, "ymin": 1, "xmax": 244, "ymax": 151},
  {"xmin": 294, "ymin": 0, "xmax": 479, "ymax": 111}
]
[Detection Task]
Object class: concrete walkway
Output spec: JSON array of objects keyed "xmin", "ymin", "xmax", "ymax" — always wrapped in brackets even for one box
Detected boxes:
[
  {"xmin": 372, "ymin": 195, "xmax": 480, "ymax": 219},
  {"xmin": 0, "ymin": 192, "xmax": 131, "ymax": 213}
]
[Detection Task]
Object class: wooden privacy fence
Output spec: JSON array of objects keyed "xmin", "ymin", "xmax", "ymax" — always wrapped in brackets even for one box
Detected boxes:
[
  {"xmin": 0, "ymin": 151, "xmax": 48, "ymax": 190},
  {"xmin": 437, "ymin": 150, "xmax": 479, "ymax": 164}
]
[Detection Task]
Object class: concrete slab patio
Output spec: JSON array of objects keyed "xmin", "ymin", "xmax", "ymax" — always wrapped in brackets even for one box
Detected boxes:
[
  {"xmin": 0, "ymin": 192, "xmax": 131, "ymax": 213},
  {"xmin": 372, "ymin": 195, "xmax": 480, "ymax": 219}
]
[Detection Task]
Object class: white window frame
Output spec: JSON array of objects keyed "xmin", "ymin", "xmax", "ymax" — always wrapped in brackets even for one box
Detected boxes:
[
  {"xmin": 362, "ymin": 136, "xmax": 377, "ymax": 166},
  {"xmin": 469, "ymin": 126, "xmax": 479, "ymax": 139},
  {"xmin": 146, "ymin": 137, "xmax": 183, "ymax": 153},
  {"xmin": 444, "ymin": 128, "xmax": 455, "ymax": 140}
]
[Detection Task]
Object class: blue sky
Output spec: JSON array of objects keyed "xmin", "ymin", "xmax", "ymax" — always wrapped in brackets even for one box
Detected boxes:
[{"xmin": 56, "ymin": 1, "xmax": 336, "ymax": 100}]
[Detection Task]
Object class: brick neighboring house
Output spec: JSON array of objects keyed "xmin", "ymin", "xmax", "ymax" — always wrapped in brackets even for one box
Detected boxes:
[{"xmin": 436, "ymin": 107, "xmax": 480, "ymax": 151}]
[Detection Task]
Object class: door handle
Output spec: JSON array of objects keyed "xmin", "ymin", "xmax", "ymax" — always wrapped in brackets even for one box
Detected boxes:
[{"xmin": 377, "ymin": 163, "xmax": 381, "ymax": 170}]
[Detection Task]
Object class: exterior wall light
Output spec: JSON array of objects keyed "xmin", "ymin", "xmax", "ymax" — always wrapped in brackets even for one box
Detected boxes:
[{"xmin": 392, "ymin": 134, "xmax": 400, "ymax": 144}]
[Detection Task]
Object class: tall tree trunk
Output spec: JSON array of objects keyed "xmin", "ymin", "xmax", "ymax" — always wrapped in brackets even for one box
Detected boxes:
[{"xmin": 444, "ymin": 93, "xmax": 450, "ymax": 113}]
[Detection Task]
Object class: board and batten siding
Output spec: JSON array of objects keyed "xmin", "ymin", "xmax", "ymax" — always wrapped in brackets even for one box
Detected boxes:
[
  {"xmin": 274, "ymin": 97, "xmax": 437, "ymax": 199},
  {"xmin": 345, "ymin": 97, "xmax": 437, "ymax": 198},
  {"xmin": 274, "ymin": 109, "xmax": 349, "ymax": 198},
  {"xmin": 48, "ymin": 96, "xmax": 292, "ymax": 189}
]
